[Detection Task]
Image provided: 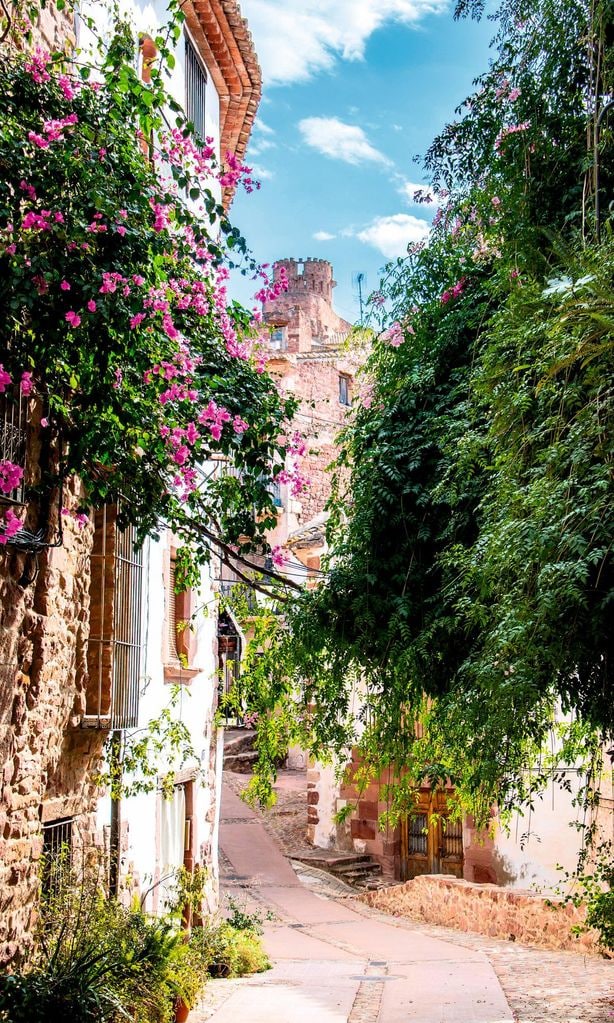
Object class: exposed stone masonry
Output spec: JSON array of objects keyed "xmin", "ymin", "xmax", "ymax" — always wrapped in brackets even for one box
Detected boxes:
[
  {"xmin": 0, "ymin": 473, "xmax": 105, "ymax": 964},
  {"xmin": 361, "ymin": 874, "xmax": 600, "ymax": 955},
  {"xmin": 263, "ymin": 258, "xmax": 362, "ymax": 526}
]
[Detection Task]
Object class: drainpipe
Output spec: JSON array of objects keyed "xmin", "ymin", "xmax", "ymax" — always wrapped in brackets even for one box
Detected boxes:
[{"xmin": 108, "ymin": 729, "xmax": 122, "ymax": 897}]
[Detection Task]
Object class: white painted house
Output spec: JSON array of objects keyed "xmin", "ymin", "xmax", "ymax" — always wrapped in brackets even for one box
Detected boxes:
[{"xmin": 81, "ymin": 0, "xmax": 261, "ymax": 914}]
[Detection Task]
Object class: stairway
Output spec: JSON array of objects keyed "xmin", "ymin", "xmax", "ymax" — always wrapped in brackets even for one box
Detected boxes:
[
  {"xmin": 294, "ymin": 852, "xmax": 387, "ymax": 891},
  {"xmin": 223, "ymin": 729, "xmax": 258, "ymax": 773}
]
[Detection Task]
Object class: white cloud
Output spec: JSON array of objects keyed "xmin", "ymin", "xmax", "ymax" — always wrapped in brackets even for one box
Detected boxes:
[
  {"xmin": 240, "ymin": 0, "xmax": 448, "ymax": 86},
  {"xmin": 251, "ymin": 163, "xmax": 274, "ymax": 181},
  {"xmin": 356, "ymin": 213, "xmax": 430, "ymax": 257},
  {"xmin": 299, "ymin": 117, "xmax": 391, "ymax": 166},
  {"xmin": 399, "ymin": 179, "xmax": 440, "ymax": 206},
  {"xmin": 248, "ymin": 137, "xmax": 275, "ymax": 157},
  {"xmin": 313, "ymin": 230, "xmax": 336, "ymax": 241}
]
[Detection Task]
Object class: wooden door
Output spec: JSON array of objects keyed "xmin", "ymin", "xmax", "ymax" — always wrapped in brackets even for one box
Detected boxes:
[{"xmin": 399, "ymin": 790, "xmax": 464, "ymax": 881}]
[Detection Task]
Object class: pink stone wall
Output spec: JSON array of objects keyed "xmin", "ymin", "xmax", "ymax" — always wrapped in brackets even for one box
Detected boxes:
[
  {"xmin": 0, "ymin": 477, "xmax": 105, "ymax": 964},
  {"xmin": 362, "ymin": 874, "xmax": 600, "ymax": 954},
  {"xmin": 264, "ymin": 258, "xmax": 363, "ymax": 527}
]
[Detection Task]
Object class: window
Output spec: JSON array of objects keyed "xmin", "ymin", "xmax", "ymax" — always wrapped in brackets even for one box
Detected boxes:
[
  {"xmin": 86, "ymin": 505, "xmax": 144, "ymax": 728},
  {"xmin": 185, "ymin": 35, "xmax": 207, "ymax": 142},
  {"xmin": 164, "ymin": 550, "xmax": 196, "ymax": 682},
  {"xmin": 339, "ymin": 374, "xmax": 351, "ymax": 406},
  {"xmin": 42, "ymin": 817, "xmax": 73, "ymax": 893},
  {"xmin": 155, "ymin": 778, "xmax": 195, "ymax": 915},
  {"xmin": 267, "ymin": 478, "xmax": 283, "ymax": 508},
  {"xmin": 0, "ymin": 389, "xmax": 27, "ymax": 504},
  {"xmin": 269, "ymin": 327, "xmax": 287, "ymax": 351}
]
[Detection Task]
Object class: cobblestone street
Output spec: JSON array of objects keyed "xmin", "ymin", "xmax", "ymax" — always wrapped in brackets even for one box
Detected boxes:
[{"xmin": 219, "ymin": 770, "xmax": 613, "ymax": 1023}]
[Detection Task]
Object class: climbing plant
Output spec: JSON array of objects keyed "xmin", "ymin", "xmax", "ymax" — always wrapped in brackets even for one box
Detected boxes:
[{"xmin": 0, "ymin": 0, "xmax": 304, "ymax": 591}]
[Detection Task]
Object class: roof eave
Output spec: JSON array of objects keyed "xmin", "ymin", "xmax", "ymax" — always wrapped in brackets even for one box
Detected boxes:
[{"xmin": 184, "ymin": 0, "xmax": 262, "ymax": 210}]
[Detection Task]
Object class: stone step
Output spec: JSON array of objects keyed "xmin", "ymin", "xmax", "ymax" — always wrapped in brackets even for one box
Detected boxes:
[
  {"xmin": 224, "ymin": 730, "xmax": 257, "ymax": 756},
  {"xmin": 332, "ymin": 863, "xmax": 383, "ymax": 880},
  {"xmin": 333, "ymin": 867, "xmax": 380, "ymax": 883},
  {"xmin": 295, "ymin": 853, "xmax": 374, "ymax": 870},
  {"xmin": 224, "ymin": 750, "xmax": 259, "ymax": 773}
]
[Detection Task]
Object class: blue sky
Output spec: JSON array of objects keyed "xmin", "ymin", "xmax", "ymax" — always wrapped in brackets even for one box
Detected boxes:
[{"xmin": 230, "ymin": 1, "xmax": 494, "ymax": 322}]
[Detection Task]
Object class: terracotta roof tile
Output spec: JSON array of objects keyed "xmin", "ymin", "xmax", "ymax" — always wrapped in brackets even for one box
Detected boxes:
[{"xmin": 184, "ymin": 0, "xmax": 262, "ymax": 210}]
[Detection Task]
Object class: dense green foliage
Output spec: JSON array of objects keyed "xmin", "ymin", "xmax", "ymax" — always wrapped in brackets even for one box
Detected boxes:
[{"xmin": 232, "ymin": 0, "xmax": 614, "ymax": 835}]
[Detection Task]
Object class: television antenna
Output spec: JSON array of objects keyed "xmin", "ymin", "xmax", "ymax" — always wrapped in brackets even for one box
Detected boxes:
[{"xmin": 352, "ymin": 271, "xmax": 366, "ymax": 324}]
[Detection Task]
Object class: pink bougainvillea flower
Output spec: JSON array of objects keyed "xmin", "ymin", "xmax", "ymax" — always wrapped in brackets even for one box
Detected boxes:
[
  {"xmin": 0, "ymin": 508, "xmax": 22, "ymax": 544},
  {"xmin": 58, "ymin": 74, "xmax": 77, "ymax": 100},
  {"xmin": 271, "ymin": 545, "xmax": 289, "ymax": 568},
  {"xmin": 19, "ymin": 180, "xmax": 37, "ymax": 201},
  {"xmin": 0, "ymin": 366, "xmax": 11, "ymax": 392},
  {"xmin": 32, "ymin": 274, "xmax": 48, "ymax": 295},
  {"xmin": 28, "ymin": 131, "xmax": 50, "ymax": 149},
  {"xmin": 65, "ymin": 311, "xmax": 81, "ymax": 328},
  {"xmin": 232, "ymin": 415, "xmax": 249, "ymax": 434},
  {"xmin": 20, "ymin": 372, "xmax": 33, "ymax": 396},
  {"xmin": 24, "ymin": 47, "xmax": 51, "ymax": 85},
  {"xmin": 60, "ymin": 279, "xmax": 71, "ymax": 291},
  {"xmin": 383, "ymin": 322, "xmax": 404, "ymax": 347},
  {"xmin": 40, "ymin": 418, "xmax": 49, "ymax": 428},
  {"xmin": 0, "ymin": 460, "xmax": 24, "ymax": 494},
  {"xmin": 87, "ymin": 299, "xmax": 97, "ymax": 312},
  {"xmin": 21, "ymin": 211, "xmax": 52, "ymax": 232}
]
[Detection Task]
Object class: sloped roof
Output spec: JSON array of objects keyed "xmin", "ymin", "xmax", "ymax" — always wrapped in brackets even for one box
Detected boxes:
[{"xmin": 184, "ymin": 0, "xmax": 262, "ymax": 209}]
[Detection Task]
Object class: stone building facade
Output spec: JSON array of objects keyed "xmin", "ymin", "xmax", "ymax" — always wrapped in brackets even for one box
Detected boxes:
[
  {"xmin": 0, "ymin": 0, "xmax": 261, "ymax": 963},
  {"xmin": 262, "ymin": 257, "xmax": 359, "ymax": 535}
]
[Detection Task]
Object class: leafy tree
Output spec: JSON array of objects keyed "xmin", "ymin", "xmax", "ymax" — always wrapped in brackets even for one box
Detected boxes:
[{"xmin": 230, "ymin": 0, "xmax": 614, "ymax": 833}]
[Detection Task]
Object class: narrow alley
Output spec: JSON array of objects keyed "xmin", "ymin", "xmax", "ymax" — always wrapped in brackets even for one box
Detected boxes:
[{"xmin": 191, "ymin": 776, "xmax": 613, "ymax": 1023}]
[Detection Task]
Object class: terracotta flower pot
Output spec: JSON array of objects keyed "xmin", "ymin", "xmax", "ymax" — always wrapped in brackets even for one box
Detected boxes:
[{"xmin": 174, "ymin": 998, "xmax": 190, "ymax": 1023}]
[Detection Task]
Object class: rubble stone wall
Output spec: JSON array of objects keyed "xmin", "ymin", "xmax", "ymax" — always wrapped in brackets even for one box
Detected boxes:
[
  {"xmin": 0, "ymin": 475, "xmax": 104, "ymax": 964},
  {"xmin": 361, "ymin": 874, "xmax": 600, "ymax": 954}
]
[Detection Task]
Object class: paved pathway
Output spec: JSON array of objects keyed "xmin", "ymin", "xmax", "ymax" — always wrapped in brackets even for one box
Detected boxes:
[
  {"xmin": 192, "ymin": 784, "xmax": 513, "ymax": 1023},
  {"xmin": 219, "ymin": 770, "xmax": 613, "ymax": 1023}
]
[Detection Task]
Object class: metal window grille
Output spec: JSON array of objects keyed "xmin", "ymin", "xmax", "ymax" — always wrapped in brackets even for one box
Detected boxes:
[
  {"xmin": 167, "ymin": 557, "xmax": 181, "ymax": 663},
  {"xmin": 112, "ymin": 517, "xmax": 144, "ymax": 728},
  {"xmin": 408, "ymin": 813, "xmax": 428, "ymax": 855},
  {"xmin": 339, "ymin": 374, "xmax": 351, "ymax": 406},
  {"xmin": 0, "ymin": 390, "xmax": 28, "ymax": 504},
  {"xmin": 88, "ymin": 505, "xmax": 144, "ymax": 729},
  {"xmin": 42, "ymin": 817, "xmax": 73, "ymax": 893},
  {"xmin": 442, "ymin": 818, "xmax": 463, "ymax": 859},
  {"xmin": 185, "ymin": 35, "xmax": 207, "ymax": 142}
]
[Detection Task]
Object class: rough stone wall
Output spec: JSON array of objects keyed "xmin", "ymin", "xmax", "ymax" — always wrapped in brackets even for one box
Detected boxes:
[
  {"xmin": 0, "ymin": 464, "xmax": 104, "ymax": 965},
  {"xmin": 4, "ymin": 0, "xmax": 74, "ymax": 52},
  {"xmin": 361, "ymin": 874, "xmax": 600, "ymax": 955}
]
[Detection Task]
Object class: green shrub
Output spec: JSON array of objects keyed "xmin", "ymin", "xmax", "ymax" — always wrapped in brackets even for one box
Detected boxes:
[
  {"xmin": 0, "ymin": 868, "xmax": 209, "ymax": 1023},
  {"xmin": 189, "ymin": 920, "xmax": 270, "ymax": 979}
]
